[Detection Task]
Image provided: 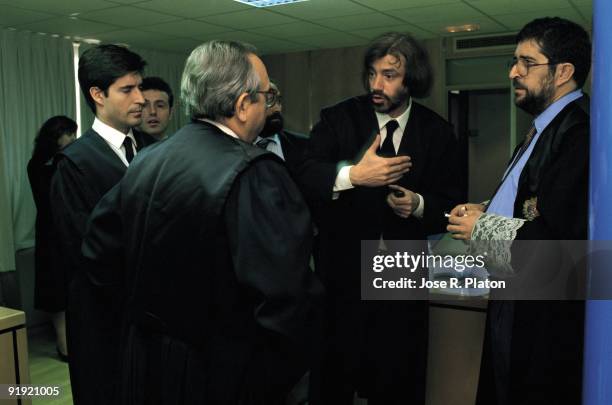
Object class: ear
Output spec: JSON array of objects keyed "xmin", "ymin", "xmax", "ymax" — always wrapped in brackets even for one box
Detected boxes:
[
  {"xmin": 555, "ymin": 62, "xmax": 576, "ymax": 87},
  {"xmin": 234, "ymin": 92, "xmax": 251, "ymax": 123},
  {"xmin": 89, "ymin": 86, "xmax": 106, "ymax": 108}
]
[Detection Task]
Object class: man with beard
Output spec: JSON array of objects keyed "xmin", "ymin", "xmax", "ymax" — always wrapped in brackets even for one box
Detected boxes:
[
  {"xmin": 50, "ymin": 44, "xmax": 146, "ymax": 404},
  {"xmin": 297, "ymin": 32, "xmax": 462, "ymax": 404},
  {"xmin": 447, "ymin": 17, "xmax": 591, "ymax": 404},
  {"xmin": 255, "ymin": 82, "xmax": 309, "ymax": 174}
]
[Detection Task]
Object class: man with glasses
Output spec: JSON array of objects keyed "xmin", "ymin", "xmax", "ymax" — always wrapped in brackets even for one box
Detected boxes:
[
  {"xmin": 81, "ymin": 40, "xmax": 323, "ymax": 403},
  {"xmin": 447, "ymin": 17, "xmax": 591, "ymax": 405},
  {"xmin": 255, "ymin": 82, "xmax": 309, "ymax": 176}
]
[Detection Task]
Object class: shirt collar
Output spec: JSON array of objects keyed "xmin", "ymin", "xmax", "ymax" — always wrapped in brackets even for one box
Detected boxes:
[
  {"xmin": 254, "ymin": 133, "xmax": 280, "ymax": 145},
  {"xmin": 200, "ymin": 118, "xmax": 240, "ymax": 139},
  {"xmin": 92, "ymin": 117, "xmax": 135, "ymax": 148},
  {"xmin": 533, "ymin": 89, "xmax": 583, "ymax": 134},
  {"xmin": 375, "ymin": 97, "xmax": 412, "ymax": 133}
]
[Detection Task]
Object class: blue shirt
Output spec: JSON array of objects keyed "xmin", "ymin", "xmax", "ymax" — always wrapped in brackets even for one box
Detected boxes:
[
  {"xmin": 254, "ymin": 133, "xmax": 284, "ymax": 161},
  {"xmin": 487, "ymin": 89, "xmax": 583, "ymax": 217}
]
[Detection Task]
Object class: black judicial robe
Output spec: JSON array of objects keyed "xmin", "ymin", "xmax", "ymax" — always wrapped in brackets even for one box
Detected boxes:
[
  {"xmin": 476, "ymin": 97, "xmax": 589, "ymax": 405},
  {"xmin": 27, "ymin": 158, "xmax": 67, "ymax": 312},
  {"xmin": 297, "ymin": 96, "xmax": 462, "ymax": 403},
  {"xmin": 82, "ymin": 121, "xmax": 324, "ymax": 404},
  {"xmin": 49, "ymin": 128, "xmax": 141, "ymax": 405}
]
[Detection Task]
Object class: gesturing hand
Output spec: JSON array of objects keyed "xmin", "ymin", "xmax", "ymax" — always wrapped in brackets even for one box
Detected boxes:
[
  {"xmin": 386, "ymin": 185, "xmax": 419, "ymax": 218},
  {"xmin": 349, "ymin": 135, "xmax": 411, "ymax": 187}
]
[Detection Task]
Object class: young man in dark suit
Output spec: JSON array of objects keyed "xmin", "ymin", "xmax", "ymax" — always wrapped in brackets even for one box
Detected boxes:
[
  {"xmin": 50, "ymin": 44, "xmax": 146, "ymax": 405},
  {"xmin": 298, "ymin": 32, "xmax": 462, "ymax": 404},
  {"xmin": 135, "ymin": 76, "xmax": 174, "ymax": 145},
  {"xmin": 447, "ymin": 17, "xmax": 591, "ymax": 405}
]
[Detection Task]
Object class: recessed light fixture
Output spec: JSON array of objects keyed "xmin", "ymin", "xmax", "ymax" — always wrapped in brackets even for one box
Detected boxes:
[
  {"xmin": 233, "ymin": 0, "xmax": 309, "ymax": 7},
  {"xmin": 445, "ymin": 24, "xmax": 480, "ymax": 33}
]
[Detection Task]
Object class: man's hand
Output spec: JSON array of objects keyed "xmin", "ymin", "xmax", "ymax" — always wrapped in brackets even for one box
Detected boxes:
[
  {"xmin": 447, "ymin": 207, "xmax": 483, "ymax": 240},
  {"xmin": 386, "ymin": 185, "xmax": 419, "ymax": 218},
  {"xmin": 349, "ymin": 135, "xmax": 411, "ymax": 187},
  {"xmin": 449, "ymin": 203, "xmax": 485, "ymax": 217}
]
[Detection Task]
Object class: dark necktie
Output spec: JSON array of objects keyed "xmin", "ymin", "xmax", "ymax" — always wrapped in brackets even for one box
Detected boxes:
[
  {"xmin": 488, "ymin": 125, "xmax": 537, "ymax": 205},
  {"xmin": 256, "ymin": 137, "xmax": 276, "ymax": 149},
  {"xmin": 500, "ymin": 125, "xmax": 536, "ymax": 183},
  {"xmin": 123, "ymin": 136, "xmax": 134, "ymax": 163},
  {"xmin": 379, "ymin": 120, "xmax": 399, "ymax": 157}
]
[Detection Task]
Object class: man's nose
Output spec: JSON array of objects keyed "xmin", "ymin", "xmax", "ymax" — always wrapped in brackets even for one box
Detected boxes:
[
  {"xmin": 371, "ymin": 75, "xmax": 383, "ymax": 91},
  {"xmin": 134, "ymin": 88, "xmax": 145, "ymax": 105}
]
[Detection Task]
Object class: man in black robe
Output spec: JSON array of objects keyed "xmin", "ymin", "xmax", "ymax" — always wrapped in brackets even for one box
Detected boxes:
[
  {"xmin": 50, "ymin": 44, "xmax": 147, "ymax": 405},
  {"xmin": 82, "ymin": 40, "xmax": 323, "ymax": 404},
  {"xmin": 447, "ymin": 17, "xmax": 591, "ymax": 405},
  {"xmin": 297, "ymin": 32, "xmax": 462, "ymax": 404}
]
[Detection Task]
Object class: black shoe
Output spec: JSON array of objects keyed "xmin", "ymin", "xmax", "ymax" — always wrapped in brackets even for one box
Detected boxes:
[{"xmin": 56, "ymin": 346, "xmax": 68, "ymax": 363}]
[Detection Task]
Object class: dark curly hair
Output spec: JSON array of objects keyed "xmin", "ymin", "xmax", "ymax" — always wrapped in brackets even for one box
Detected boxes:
[
  {"xmin": 31, "ymin": 116, "xmax": 77, "ymax": 163},
  {"xmin": 362, "ymin": 32, "xmax": 433, "ymax": 98}
]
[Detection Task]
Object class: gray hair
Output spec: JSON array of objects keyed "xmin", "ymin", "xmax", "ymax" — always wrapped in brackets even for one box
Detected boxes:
[{"xmin": 180, "ymin": 40, "xmax": 261, "ymax": 120}]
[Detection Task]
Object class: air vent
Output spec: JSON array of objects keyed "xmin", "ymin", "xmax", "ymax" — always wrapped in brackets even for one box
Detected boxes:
[{"xmin": 455, "ymin": 34, "xmax": 515, "ymax": 51}]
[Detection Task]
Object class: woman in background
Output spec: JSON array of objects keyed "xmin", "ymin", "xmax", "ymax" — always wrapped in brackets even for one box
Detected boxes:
[{"xmin": 27, "ymin": 116, "xmax": 77, "ymax": 361}]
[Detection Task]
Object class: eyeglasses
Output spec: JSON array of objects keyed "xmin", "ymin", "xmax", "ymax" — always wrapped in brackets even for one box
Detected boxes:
[
  {"xmin": 508, "ymin": 57, "xmax": 557, "ymax": 77},
  {"xmin": 255, "ymin": 88, "xmax": 280, "ymax": 108}
]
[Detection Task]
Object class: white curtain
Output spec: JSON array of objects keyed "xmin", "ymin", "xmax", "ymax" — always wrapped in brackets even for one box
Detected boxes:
[{"xmin": 0, "ymin": 29, "xmax": 75, "ymax": 272}]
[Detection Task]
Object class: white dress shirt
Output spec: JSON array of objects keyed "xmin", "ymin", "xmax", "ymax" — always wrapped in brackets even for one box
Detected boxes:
[
  {"xmin": 201, "ymin": 118, "xmax": 240, "ymax": 139},
  {"xmin": 332, "ymin": 98, "xmax": 424, "ymax": 218},
  {"xmin": 92, "ymin": 118, "xmax": 137, "ymax": 167}
]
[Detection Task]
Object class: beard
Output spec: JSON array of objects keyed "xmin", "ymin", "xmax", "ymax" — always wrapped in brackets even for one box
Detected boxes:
[
  {"xmin": 513, "ymin": 75, "xmax": 555, "ymax": 115},
  {"xmin": 369, "ymin": 86, "xmax": 410, "ymax": 114},
  {"xmin": 260, "ymin": 111, "xmax": 284, "ymax": 138}
]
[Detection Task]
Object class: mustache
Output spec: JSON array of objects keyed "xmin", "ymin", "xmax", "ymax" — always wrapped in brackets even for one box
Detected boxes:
[
  {"xmin": 370, "ymin": 90, "xmax": 390, "ymax": 100},
  {"xmin": 512, "ymin": 79, "xmax": 526, "ymax": 90}
]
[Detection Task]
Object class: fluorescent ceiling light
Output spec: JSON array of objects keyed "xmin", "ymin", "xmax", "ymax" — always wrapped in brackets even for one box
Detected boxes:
[
  {"xmin": 445, "ymin": 24, "xmax": 480, "ymax": 33},
  {"xmin": 233, "ymin": 0, "xmax": 309, "ymax": 7}
]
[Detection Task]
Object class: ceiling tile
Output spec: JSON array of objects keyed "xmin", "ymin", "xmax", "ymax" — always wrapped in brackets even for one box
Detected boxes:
[
  {"xmin": 105, "ymin": 0, "xmax": 154, "ymax": 4},
  {"xmin": 78, "ymin": 5, "xmax": 181, "ymax": 28},
  {"xmin": 352, "ymin": 0, "xmax": 461, "ymax": 11},
  {"xmin": 315, "ymin": 12, "xmax": 403, "ymax": 31},
  {"xmin": 0, "ymin": 0, "xmax": 119, "ymax": 15},
  {"xmin": 465, "ymin": 0, "xmax": 573, "ymax": 16},
  {"xmin": 144, "ymin": 37, "xmax": 201, "ymax": 53},
  {"xmin": 0, "ymin": 5, "xmax": 56, "ymax": 27},
  {"xmin": 134, "ymin": 0, "xmax": 251, "ymax": 18},
  {"xmin": 256, "ymin": 38, "xmax": 306, "ymax": 53},
  {"xmin": 198, "ymin": 8, "xmax": 298, "ymax": 29},
  {"xmin": 139, "ymin": 19, "xmax": 230, "ymax": 38},
  {"xmin": 576, "ymin": 6, "xmax": 592, "ymax": 23},
  {"xmin": 15, "ymin": 17, "xmax": 121, "ymax": 36},
  {"xmin": 350, "ymin": 24, "xmax": 434, "ymax": 41},
  {"xmin": 493, "ymin": 8, "xmax": 587, "ymax": 30},
  {"xmin": 246, "ymin": 21, "xmax": 336, "ymax": 38},
  {"xmin": 292, "ymin": 32, "xmax": 366, "ymax": 48},
  {"xmin": 270, "ymin": 0, "xmax": 371, "ymax": 20},
  {"xmin": 92, "ymin": 28, "xmax": 177, "ymax": 46},
  {"xmin": 261, "ymin": 42, "xmax": 319, "ymax": 55},
  {"xmin": 390, "ymin": 3, "xmax": 490, "ymax": 24},
  {"xmin": 197, "ymin": 30, "xmax": 272, "ymax": 45}
]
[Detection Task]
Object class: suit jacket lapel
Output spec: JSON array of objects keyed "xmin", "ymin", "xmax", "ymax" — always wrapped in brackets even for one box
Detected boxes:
[{"xmin": 86, "ymin": 129, "xmax": 128, "ymax": 172}]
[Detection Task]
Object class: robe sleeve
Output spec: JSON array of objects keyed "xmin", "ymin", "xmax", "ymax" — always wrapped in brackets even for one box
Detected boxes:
[
  {"xmin": 224, "ymin": 157, "xmax": 324, "ymax": 396},
  {"xmin": 50, "ymin": 156, "xmax": 100, "ymax": 279}
]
